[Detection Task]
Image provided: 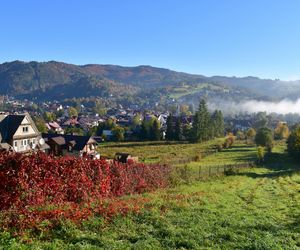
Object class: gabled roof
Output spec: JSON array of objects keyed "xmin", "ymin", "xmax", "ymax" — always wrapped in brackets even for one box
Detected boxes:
[
  {"xmin": 0, "ymin": 113, "xmax": 40, "ymax": 142},
  {"xmin": 42, "ymin": 133, "xmax": 96, "ymax": 151},
  {"xmin": 50, "ymin": 136, "xmax": 66, "ymax": 145},
  {"xmin": 48, "ymin": 121, "xmax": 62, "ymax": 129},
  {"xmin": 0, "ymin": 115, "xmax": 25, "ymax": 141}
]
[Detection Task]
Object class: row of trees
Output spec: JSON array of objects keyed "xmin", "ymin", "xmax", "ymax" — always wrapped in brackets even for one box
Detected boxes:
[
  {"xmin": 190, "ymin": 99, "xmax": 224, "ymax": 142},
  {"xmin": 253, "ymin": 122, "xmax": 300, "ymax": 159},
  {"xmin": 96, "ymin": 116, "xmax": 162, "ymax": 142},
  {"xmin": 242, "ymin": 122, "xmax": 290, "ymax": 157},
  {"xmin": 252, "ymin": 122, "xmax": 300, "ymax": 159},
  {"xmin": 165, "ymin": 115, "xmax": 183, "ymax": 141},
  {"xmin": 139, "ymin": 118, "xmax": 161, "ymax": 141},
  {"xmin": 165, "ymin": 99, "xmax": 225, "ymax": 142}
]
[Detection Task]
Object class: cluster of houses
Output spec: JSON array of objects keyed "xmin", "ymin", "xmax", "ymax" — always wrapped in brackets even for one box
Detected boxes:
[
  {"xmin": 42, "ymin": 107, "xmax": 173, "ymax": 141},
  {"xmin": 0, "ymin": 112, "xmax": 100, "ymax": 159},
  {"xmin": 0, "ymin": 97, "xmax": 194, "ymax": 141}
]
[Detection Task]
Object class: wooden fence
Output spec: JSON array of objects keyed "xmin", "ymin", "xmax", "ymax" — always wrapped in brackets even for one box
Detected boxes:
[
  {"xmin": 175, "ymin": 162, "xmax": 256, "ymax": 183},
  {"xmin": 160, "ymin": 148, "xmax": 219, "ymax": 165},
  {"xmin": 196, "ymin": 162, "xmax": 255, "ymax": 179}
]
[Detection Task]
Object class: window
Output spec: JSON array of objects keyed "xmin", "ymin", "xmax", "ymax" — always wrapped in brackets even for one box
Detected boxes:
[
  {"xmin": 32, "ymin": 138, "xmax": 36, "ymax": 145},
  {"xmin": 23, "ymin": 126, "xmax": 29, "ymax": 133},
  {"xmin": 14, "ymin": 141, "xmax": 17, "ymax": 147},
  {"xmin": 23, "ymin": 139, "xmax": 27, "ymax": 146}
]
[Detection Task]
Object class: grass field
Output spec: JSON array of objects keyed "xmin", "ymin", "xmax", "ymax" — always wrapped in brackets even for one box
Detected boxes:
[
  {"xmin": 168, "ymin": 83, "xmax": 209, "ymax": 99},
  {"xmin": 98, "ymin": 139, "xmax": 223, "ymax": 164},
  {"xmin": 189, "ymin": 142, "xmax": 257, "ymax": 167},
  {"xmin": 168, "ymin": 83, "xmax": 226, "ymax": 99},
  {"xmin": 3, "ymin": 140, "xmax": 300, "ymax": 249}
]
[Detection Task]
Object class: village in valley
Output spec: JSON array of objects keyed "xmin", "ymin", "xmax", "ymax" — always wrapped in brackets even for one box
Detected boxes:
[{"xmin": 0, "ymin": 94, "xmax": 298, "ymax": 162}]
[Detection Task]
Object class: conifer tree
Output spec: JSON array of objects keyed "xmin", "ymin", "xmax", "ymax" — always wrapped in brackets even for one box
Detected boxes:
[
  {"xmin": 139, "ymin": 120, "xmax": 148, "ymax": 141},
  {"xmin": 150, "ymin": 119, "xmax": 161, "ymax": 141},
  {"xmin": 210, "ymin": 110, "xmax": 218, "ymax": 139},
  {"xmin": 198, "ymin": 99, "xmax": 210, "ymax": 141},
  {"xmin": 166, "ymin": 114, "xmax": 174, "ymax": 140},
  {"xmin": 215, "ymin": 110, "xmax": 224, "ymax": 137},
  {"xmin": 191, "ymin": 99, "xmax": 210, "ymax": 142},
  {"xmin": 174, "ymin": 117, "xmax": 182, "ymax": 141},
  {"xmin": 191, "ymin": 111, "xmax": 200, "ymax": 142}
]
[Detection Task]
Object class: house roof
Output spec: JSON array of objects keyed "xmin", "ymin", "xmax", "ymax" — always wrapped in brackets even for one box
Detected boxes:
[
  {"xmin": 35, "ymin": 142, "xmax": 50, "ymax": 151},
  {"xmin": 42, "ymin": 133, "xmax": 96, "ymax": 151},
  {"xmin": 50, "ymin": 136, "xmax": 66, "ymax": 145},
  {"xmin": 0, "ymin": 115, "xmax": 25, "ymax": 141},
  {"xmin": 48, "ymin": 122, "xmax": 61, "ymax": 129},
  {"xmin": 62, "ymin": 118, "xmax": 79, "ymax": 126}
]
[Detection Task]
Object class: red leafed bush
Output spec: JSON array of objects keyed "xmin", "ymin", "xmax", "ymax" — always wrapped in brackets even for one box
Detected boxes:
[{"xmin": 0, "ymin": 151, "xmax": 171, "ymax": 226}]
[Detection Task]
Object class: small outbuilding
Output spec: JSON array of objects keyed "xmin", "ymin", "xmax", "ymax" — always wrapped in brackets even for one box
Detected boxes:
[{"xmin": 114, "ymin": 152, "xmax": 138, "ymax": 163}]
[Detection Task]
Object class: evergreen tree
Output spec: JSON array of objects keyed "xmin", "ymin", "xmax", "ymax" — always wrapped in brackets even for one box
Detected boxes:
[
  {"xmin": 215, "ymin": 110, "xmax": 224, "ymax": 137},
  {"xmin": 166, "ymin": 114, "xmax": 174, "ymax": 140},
  {"xmin": 210, "ymin": 111, "xmax": 218, "ymax": 139},
  {"xmin": 190, "ymin": 111, "xmax": 199, "ymax": 142},
  {"xmin": 174, "ymin": 117, "xmax": 182, "ymax": 141},
  {"xmin": 191, "ymin": 99, "xmax": 210, "ymax": 142},
  {"xmin": 139, "ymin": 120, "xmax": 148, "ymax": 141},
  {"xmin": 150, "ymin": 119, "xmax": 161, "ymax": 141}
]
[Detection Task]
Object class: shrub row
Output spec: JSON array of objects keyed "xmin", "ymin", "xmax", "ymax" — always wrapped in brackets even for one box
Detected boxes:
[{"xmin": 0, "ymin": 152, "xmax": 171, "ymax": 211}]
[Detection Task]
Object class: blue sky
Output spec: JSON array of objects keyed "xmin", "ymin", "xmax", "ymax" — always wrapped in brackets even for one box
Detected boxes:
[{"xmin": 1, "ymin": 0, "xmax": 300, "ymax": 80}]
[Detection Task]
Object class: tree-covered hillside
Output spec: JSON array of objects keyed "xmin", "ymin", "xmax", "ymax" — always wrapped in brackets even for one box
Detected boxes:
[{"xmin": 1, "ymin": 60, "xmax": 299, "ymax": 103}]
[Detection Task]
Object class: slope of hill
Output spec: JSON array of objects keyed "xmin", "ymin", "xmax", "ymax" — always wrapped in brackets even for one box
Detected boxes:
[{"xmin": 0, "ymin": 60, "xmax": 299, "ymax": 103}]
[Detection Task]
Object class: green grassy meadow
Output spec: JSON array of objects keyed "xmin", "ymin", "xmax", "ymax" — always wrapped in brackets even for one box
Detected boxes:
[
  {"xmin": 98, "ymin": 139, "xmax": 223, "ymax": 164},
  {"xmin": 168, "ymin": 83, "xmax": 226, "ymax": 99},
  {"xmin": 3, "ymin": 140, "xmax": 300, "ymax": 249},
  {"xmin": 188, "ymin": 142, "xmax": 257, "ymax": 167}
]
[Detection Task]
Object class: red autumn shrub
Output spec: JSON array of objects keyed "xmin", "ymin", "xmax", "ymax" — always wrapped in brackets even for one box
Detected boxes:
[{"xmin": 0, "ymin": 151, "xmax": 171, "ymax": 211}]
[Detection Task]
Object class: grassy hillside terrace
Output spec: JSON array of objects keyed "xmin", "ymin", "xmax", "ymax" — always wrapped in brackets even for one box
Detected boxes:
[
  {"xmin": 2, "ymin": 140, "xmax": 300, "ymax": 249},
  {"xmin": 98, "ymin": 139, "xmax": 224, "ymax": 165}
]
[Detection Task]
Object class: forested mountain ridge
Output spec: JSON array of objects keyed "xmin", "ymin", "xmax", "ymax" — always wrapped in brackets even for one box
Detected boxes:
[{"xmin": 0, "ymin": 60, "xmax": 299, "ymax": 102}]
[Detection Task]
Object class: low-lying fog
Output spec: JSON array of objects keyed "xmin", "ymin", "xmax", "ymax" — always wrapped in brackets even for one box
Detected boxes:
[{"xmin": 208, "ymin": 99, "xmax": 300, "ymax": 115}]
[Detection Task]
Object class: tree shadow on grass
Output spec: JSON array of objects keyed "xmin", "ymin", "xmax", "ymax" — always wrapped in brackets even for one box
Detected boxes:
[
  {"xmin": 236, "ymin": 169, "xmax": 300, "ymax": 179},
  {"xmin": 233, "ymin": 149, "xmax": 300, "ymax": 179}
]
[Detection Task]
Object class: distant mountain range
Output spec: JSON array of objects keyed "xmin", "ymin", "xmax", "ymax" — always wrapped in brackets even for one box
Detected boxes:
[{"xmin": 1, "ymin": 60, "xmax": 300, "ymax": 104}]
